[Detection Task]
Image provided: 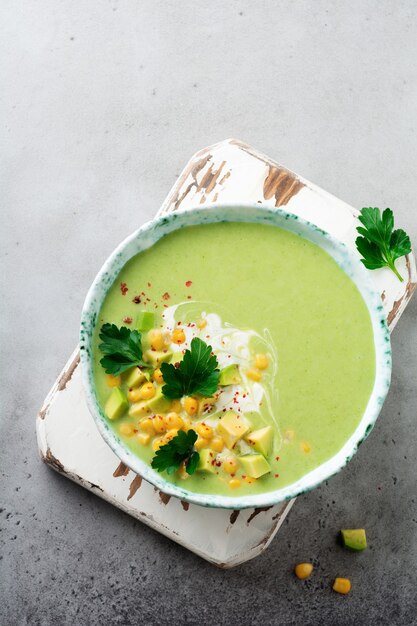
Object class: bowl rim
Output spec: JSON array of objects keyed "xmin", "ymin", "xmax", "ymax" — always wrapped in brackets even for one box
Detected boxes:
[{"xmin": 80, "ymin": 203, "xmax": 391, "ymax": 509}]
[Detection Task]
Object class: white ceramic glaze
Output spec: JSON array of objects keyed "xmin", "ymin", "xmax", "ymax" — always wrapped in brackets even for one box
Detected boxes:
[{"xmin": 80, "ymin": 204, "xmax": 391, "ymax": 509}]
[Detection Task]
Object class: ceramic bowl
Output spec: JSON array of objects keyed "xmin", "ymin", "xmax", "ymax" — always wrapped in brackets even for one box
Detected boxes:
[{"xmin": 80, "ymin": 204, "xmax": 391, "ymax": 509}]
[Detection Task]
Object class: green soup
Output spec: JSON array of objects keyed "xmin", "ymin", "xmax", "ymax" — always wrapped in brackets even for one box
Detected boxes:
[{"xmin": 93, "ymin": 222, "xmax": 376, "ymax": 497}]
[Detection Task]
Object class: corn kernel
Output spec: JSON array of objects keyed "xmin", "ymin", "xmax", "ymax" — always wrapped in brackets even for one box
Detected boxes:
[
  {"xmin": 106, "ymin": 374, "xmax": 121, "ymax": 387},
  {"xmin": 197, "ymin": 318, "xmax": 207, "ymax": 329},
  {"xmin": 139, "ymin": 382, "xmax": 156, "ymax": 400},
  {"xmin": 119, "ymin": 423, "xmax": 134, "ymax": 436},
  {"xmin": 139, "ymin": 417, "xmax": 155, "ymax": 434},
  {"xmin": 194, "ymin": 437, "xmax": 210, "ymax": 451},
  {"xmin": 196, "ymin": 422, "xmax": 213, "ymax": 439},
  {"xmin": 148, "ymin": 328, "xmax": 165, "ymax": 351},
  {"xmin": 137, "ymin": 432, "xmax": 150, "ymax": 446},
  {"xmin": 128, "ymin": 388, "xmax": 142, "ymax": 403},
  {"xmin": 165, "ymin": 412, "xmax": 184, "ymax": 429},
  {"xmin": 211, "ymin": 437, "xmax": 224, "ymax": 453},
  {"xmin": 170, "ymin": 399, "xmax": 182, "ymax": 413},
  {"xmin": 223, "ymin": 456, "xmax": 238, "ymax": 474},
  {"xmin": 184, "ymin": 396, "xmax": 198, "ymax": 417},
  {"xmin": 243, "ymin": 475, "xmax": 256, "ymax": 484},
  {"xmin": 153, "ymin": 368, "xmax": 164, "ymax": 384},
  {"xmin": 165, "ymin": 428, "xmax": 179, "ymax": 442},
  {"xmin": 246, "ymin": 368, "xmax": 262, "ymax": 382},
  {"xmin": 171, "ymin": 328, "xmax": 186, "ymax": 344},
  {"xmin": 300, "ymin": 441, "xmax": 311, "ymax": 454},
  {"xmin": 294, "ymin": 563, "xmax": 313, "ymax": 580},
  {"xmin": 332, "ymin": 578, "xmax": 351, "ymax": 595},
  {"xmin": 181, "ymin": 420, "xmax": 192, "ymax": 432},
  {"xmin": 229, "ymin": 478, "xmax": 241, "ymax": 489},
  {"xmin": 254, "ymin": 354, "xmax": 269, "ymax": 370},
  {"xmin": 153, "ymin": 415, "xmax": 166, "ymax": 434},
  {"xmin": 152, "ymin": 437, "xmax": 164, "ymax": 451}
]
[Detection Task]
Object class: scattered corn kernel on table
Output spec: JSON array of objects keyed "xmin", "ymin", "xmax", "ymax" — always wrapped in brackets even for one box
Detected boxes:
[{"xmin": 36, "ymin": 139, "xmax": 416, "ymax": 567}]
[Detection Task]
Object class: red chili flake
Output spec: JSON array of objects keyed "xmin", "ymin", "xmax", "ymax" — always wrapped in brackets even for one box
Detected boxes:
[
  {"xmin": 141, "ymin": 291, "xmax": 146, "ymax": 296},
  {"xmin": 205, "ymin": 335, "xmax": 210, "ymax": 339},
  {"xmin": 275, "ymin": 456, "xmax": 280, "ymax": 461},
  {"xmin": 120, "ymin": 282, "xmax": 128, "ymax": 295},
  {"xmin": 174, "ymin": 362, "xmax": 181, "ymax": 369},
  {"xmin": 274, "ymin": 474, "xmax": 280, "ymax": 478},
  {"xmin": 216, "ymin": 461, "xmax": 221, "ymax": 467},
  {"xmin": 187, "ymin": 295, "xmax": 192, "ymax": 300},
  {"xmin": 233, "ymin": 397, "xmax": 238, "ymax": 404},
  {"xmin": 185, "ymin": 280, "xmax": 192, "ymax": 287},
  {"xmin": 123, "ymin": 317, "xmax": 133, "ymax": 324},
  {"xmin": 147, "ymin": 282, "xmax": 151, "ymax": 288},
  {"xmin": 242, "ymin": 475, "xmax": 246, "ymax": 479},
  {"xmin": 146, "ymin": 298, "xmax": 150, "ymax": 302},
  {"xmin": 162, "ymin": 292, "xmax": 170, "ymax": 300},
  {"xmin": 177, "ymin": 321, "xmax": 181, "ymax": 326},
  {"xmin": 132, "ymin": 295, "xmax": 141, "ymax": 304},
  {"xmin": 163, "ymin": 304, "xmax": 168, "ymax": 308}
]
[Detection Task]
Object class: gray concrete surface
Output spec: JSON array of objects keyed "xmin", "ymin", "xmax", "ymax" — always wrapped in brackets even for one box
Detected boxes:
[{"xmin": 1, "ymin": 1, "xmax": 417, "ymax": 625}]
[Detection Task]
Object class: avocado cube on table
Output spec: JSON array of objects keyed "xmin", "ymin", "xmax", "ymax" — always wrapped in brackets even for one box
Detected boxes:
[
  {"xmin": 124, "ymin": 366, "xmax": 148, "ymax": 388},
  {"xmin": 217, "ymin": 411, "xmax": 249, "ymax": 449},
  {"xmin": 239, "ymin": 454, "xmax": 271, "ymax": 478},
  {"xmin": 136, "ymin": 311, "xmax": 155, "ymax": 332},
  {"xmin": 245, "ymin": 426, "xmax": 273, "ymax": 456},
  {"xmin": 197, "ymin": 449, "xmax": 216, "ymax": 473},
  {"xmin": 341, "ymin": 529, "xmax": 367, "ymax": 551},
  {"xmin": 105, "ymin": 388, "xmax": 128, "ymax": 420},
  {"xmin": 219, "ymin": 364, "xmax": 242, "ymax": 386},
  {"xmin": 144, "ymin": 350, "xmax": 173, "ymax": 367},
  {"xmin": 147, "ymin": 386, "xmax": 171, "ymax": 413},
  {"xmin": 128, "ymin": 400, "xmax": 151, "ymax": 418}
]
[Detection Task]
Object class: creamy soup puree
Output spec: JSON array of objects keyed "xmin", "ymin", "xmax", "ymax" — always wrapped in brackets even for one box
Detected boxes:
[{"xmin": 92, "ymin": 222, "xmax": 376, "ymax": 496}]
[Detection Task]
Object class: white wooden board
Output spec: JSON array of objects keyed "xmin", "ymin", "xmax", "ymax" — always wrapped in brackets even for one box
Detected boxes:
[{"xmin": 36, "ymin": 139, "xmax": 416, "ymax": 567}]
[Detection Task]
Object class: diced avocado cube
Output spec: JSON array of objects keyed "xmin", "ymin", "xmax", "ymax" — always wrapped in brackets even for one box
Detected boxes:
[
  {"xmin": 147, "ymin": 386, "xmax": 171, "ymax": 413},
  {"xmin": 124, "ymin": 366, "xmax": 147, "ymax": 388},
  {"xmin": 105, "ymin": 388, "xmax": 128, "ymax": 420},
  {"xmin": 144, "ymin": 350, "xmax": 173, "ymax": 367},
  {"xmin": 136, "ymin": 311, "xmax": 155, "ymax": 332},
  {"xmin": 170, "ymin": 351, "xmax": 184, "ymax": 365},
  {"xmin": 128, "ymin": 401, "xmax": 151, "ymax": 417},
  {"xmin": 219, "ymin": 364, "xmax": 242, "ymax": 386},
  {"xmin": 341, "ymin": 529, "xmax": 367, "ymax": 551},
  {"xmin": 239, "ymin": 454, "xmax": 271, "ymax": 479},
  {"xmin": 197, "ymin": 448, "xmax": 216, "ymax": 473},
  {"xmin": 198, "ymin": 396, "xmax": 216, "ymax": 415},
  {"xmin": 217, "ymin": 411, "xmax": 249, "ymax": 449},
  {"xmin": 245, "ymin": 426, "xmax": 273, "ymax": 456}
]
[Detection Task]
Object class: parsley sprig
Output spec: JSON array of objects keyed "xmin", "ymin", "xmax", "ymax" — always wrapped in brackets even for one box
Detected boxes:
[
  {"xmin": 98, "ymin": 323, "xmax": 148, "ymax": 375},
  {"xmin": 151, "ymin": 429, "xmax": 200, "ymax": 475},
  {"xmin": 355, "ymin": 207, "xmax": 412, "ymax": 282},
  {"xmin": 160, "ymin": 337, "xmax": 220, "ymax": 399}
]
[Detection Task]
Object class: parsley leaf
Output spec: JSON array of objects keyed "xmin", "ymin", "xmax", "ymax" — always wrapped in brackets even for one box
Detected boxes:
[
  {"xmin": 98, "ymin": 323, "xmax": 148, "ymax": 375},
  {"xmin": 160, "ymin": 337, "xmax": 220, "ymax": 399},
  {"xmin": 151, "ymin": 429, "xmax": 199, "ymax": 475},
  {"xmin": 355, "ymin": 207, "xmax": 412, "ymax": 282}
]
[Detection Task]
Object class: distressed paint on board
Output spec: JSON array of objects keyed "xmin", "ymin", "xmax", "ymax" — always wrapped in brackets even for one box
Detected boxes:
[{"xmin": 36, "ymin": 138, "xmax": 416, "ymax": 567}]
